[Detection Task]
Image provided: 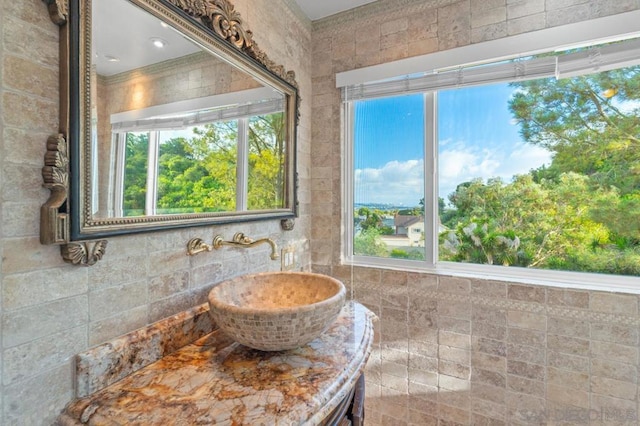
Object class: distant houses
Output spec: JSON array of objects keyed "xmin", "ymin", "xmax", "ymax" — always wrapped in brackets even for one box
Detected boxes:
[{"xmin": 380, "ymin": 214, "xmax": 425, "ymax": 248}]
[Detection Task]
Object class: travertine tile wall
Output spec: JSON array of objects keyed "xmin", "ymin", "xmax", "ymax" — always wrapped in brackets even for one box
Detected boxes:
[
  {"xmin": 310, "ymin": 0, "xmax": 640, "ymax": 424},
  {"xmin": 0, "ymin": 0, "xmax": 311, "ymax": 424}
]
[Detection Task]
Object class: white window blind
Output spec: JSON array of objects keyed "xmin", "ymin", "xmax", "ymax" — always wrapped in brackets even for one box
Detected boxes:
[
  {"xmin": 111, "ymin": 98, "xmax": 284, "ymax": 133},
  {"xmin": 342, "ymin": 37, "xmax": 640, "ymax": 102}
]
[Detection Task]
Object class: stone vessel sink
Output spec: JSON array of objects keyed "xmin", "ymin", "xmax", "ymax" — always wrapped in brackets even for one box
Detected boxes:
[{"xmin": 207, "ymin": 271, "xmax": 346, "ymax": 351}]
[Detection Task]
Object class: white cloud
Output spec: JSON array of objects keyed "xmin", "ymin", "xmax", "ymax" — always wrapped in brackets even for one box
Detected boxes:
[
  {"xmin": 354, "ymin": 141, "xmax": 553, "ymax": 206},
  {"xmin": 355, "ymin": 159, "xmax": 424, "ymax": 206},
  {"xmin": 439, "ymin": 140, "xmax": 552, "ymax": 198}
]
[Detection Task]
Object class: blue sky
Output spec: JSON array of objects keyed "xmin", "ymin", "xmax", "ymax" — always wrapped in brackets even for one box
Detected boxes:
[{"xmin": 354, "ymin": 83, "xmax": 552, "ymax": 207}]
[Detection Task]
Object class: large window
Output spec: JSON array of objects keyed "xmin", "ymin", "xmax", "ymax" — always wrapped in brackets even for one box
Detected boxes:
[
  {"xmin": 343, "ymin": 26, "xmax": 640, "ymax": 288},
  {"xmin": 111, "ymin": 111, "xmax": 285, "ymax": 217}
]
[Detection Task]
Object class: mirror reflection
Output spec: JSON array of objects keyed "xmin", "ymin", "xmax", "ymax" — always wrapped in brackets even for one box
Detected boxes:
[{"xmin": 91, "ymin": 0, "xmax": 287, "ymax": 219}]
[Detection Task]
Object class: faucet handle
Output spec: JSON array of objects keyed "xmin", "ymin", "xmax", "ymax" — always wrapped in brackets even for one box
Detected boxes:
[
  {"xmin": 186, "ymin": 238, "xmax": 213, "ymax": 256},
  {"xmin": 232, "ymin": 232, "xmax": 252, "ymax": 244}
]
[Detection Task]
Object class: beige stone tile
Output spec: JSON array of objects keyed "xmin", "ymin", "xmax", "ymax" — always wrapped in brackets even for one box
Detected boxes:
[
  {"xmin": 409, "ymin": 352, "xmax": 438, "ymax": 372},
  {"xmin": 3, "ymin": 16, "xmax": 59, "ymax": 67},
  {"xmin": 88, "ymin": 306, "xmax": 149, "ymax": 346},
  {"xmin": 408, "ymin": 380, "xmax": 438, "ymax": 402},
  {"xmin": 507, "ymin": 310, "xmax": 546, "ymax": 331},
  {"xmin": 440, "ymin": 330, "xmax": 471, "ymax": 349},
  {"xmin": 409, "ymin": 339, "xmax": 438, "ymax": 358},
  {"xmin": 439, "ymin": 402, "xmax": 471, "ymax": 424},
  {"xmin": 3, "ymin": 365, "xmax": 73, "ymax": 425},
  {"xmin": 547, "ymin": 316, "xmax": 589, "ymax": 338},
  {"xmin": 473, "ymin": 321, "xmax": 507, "ymax": 340},
  {"xmin": 380, "ymin": 320, "xmax": 409, "ymax": 345},
  {"xmin": 471, "ymin": 21, "xmax": 508, "ymax": 43},
  {"xmin": 89, "ymin": 280, "xmax": 148, "ymax": 322},
  {"xmin": 438, "ymin": 359, "xmax": 471, "ymax": 380},
  {"xmin": 590, "ymin": 358, "xmax": 638, "ymax": 383},
  {"xmin": 471, "ymin": 351, "xmax": 506, "ymax": 373},
  {"xmin": 591, "ymin": 375, "xmax": 638, "ymax": 401},
  {"xmin": 591, "ymin": 340, "xmax": 638, "ymax": 365},
  {"xmin": 546, "ymin": 288, "xmax": 589, "ymax": 308},
  {"xmin": 506, "ymin": 12, "xmax": 545, "ymax": 35},
  {"xmin": 506, "ymin": 392, "xmax": 546, "ymax": 424},
  {"xmin": 472, "ymin": 368, "xmax": 507, "ymax": 388},
  {"xmin": 438, "ymin": 299, "xmax": 472, "ymax": 319},
  {"xmin": 506, "ymin": 360, "xmax": 545, "ymax": 381},
  {"xmin": 3, "ymin": 128, "xmax": 53, "ymax": 166},
  {"xmin": 546, "ymin": 350, "xmax": 589, "ymax": 373},
  {"xmin": 381, "ymin": 373, "xmax": 408, "ymax": 393},
  {"xmin": 472, "ymin": 6, "xmax": 506, "ymax": 28},
  {"xmin": 439, "ymin": 389, "xmax": 470, "ymax": 411},
  {"xmin": 408, "ymin": 408, "xmax": 437, "ymax": 425},
  {"xmin": 409, "ymin": 324, "xmax": 438, "ymax": 343},
  {"xmin": 506, "ymin": 0, "xmax": 544, "ymax": 19},
  {"xmin": 507, "ymin": 284, "xmax": 545, "ymax": 303},
  {"xmin": 471, "ymin": 279, "xmax": 507, "ymax": 298},
  {"xmin": 473, "ymin": 336, "xmax": 507, "ymax": 357},
  {"xmin": 380, "ymin": 17, "xmax": 409, "ymax": 36},
  {"xmin": 438, "ymin": 316, "xmax": 471, "ymax": 334},
  {"xmin": 2, "ymin": 295, "xmax": 88, "ymax": 348},
  {"xmin": 440, "ymin": 374, "xmax": 471, "ymax": 391},
  {"xmin": 547, "ymin": 334, "xmax": 589, "ymax": 356},
  {"xmin": 2, "ymin": 163, "xmax": 48, "ymax": 205},
  {"xmin": 471, "ymin": 413, "xmax": 506, "ymax": 426},
  {"xmin": 2, "ymin": 326, "xmax": 85, "ymax": 385},
  {"xmin": 590, "ymin": 394, "xmax": 638, "ymax": 419},
  {"xmin": 87, "ymin": 253, "xmax": 149, "ymax": 292},
  {"xmin": 590, "ymin": 292, "xmax": 638, "ymax": 316},
  {"xmin": 471, "ymin": 396, "xmax": 506, "ymax": 421},
  {"xmin": 508, "ymin": 327, "xmax": 545, "ymax": 347},
  {"xmin": 440, "ymin": 346, "xmax": 471, "ymax": 365},
  {"xmin": 590, "ymin": 322, "xmax": 639, "ymax": 346},
  {"xmin": 471, "ymin": 382, "xmax": 506, "ymax": 404},
  {"xmin": 408, "ymin": 368, "xmax": 438, "ymax": 387},
  {"xmin": 547, "ymin": 366, "xmax": 589, "ymax": 390},
  {"xmin": 546, "ymin": 383, "xmax": 589, "ymax": 409},
  {"xmin": 472, "ymin": 308, "xmax": 507, "ymax": 329},
  {"xmin": 507, "ymin": 374, "xmax": 544, "ymax": 398},
  {"xmin": 506, "ymin": 343, "xmax": 545, "ymax": 364},
  {"xmin": 407, "ymin": 272, "xmax": 438, "ymax": 290},
  {"xmin": 3, "ymin": 267, "xmax": 87, "ymax": 311},
  {"xmin": 382, "ymin": 359, "xmax": 408, "ymax": 379},
  {"xmin": 438, "ymin": 276, "xmax": 471, "ymax": 294}
]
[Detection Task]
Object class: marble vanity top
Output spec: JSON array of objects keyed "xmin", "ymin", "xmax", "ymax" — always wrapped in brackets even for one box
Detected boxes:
[{"xmin": 57, "ymin": 301, "xmax": 375, "ymax": 425}]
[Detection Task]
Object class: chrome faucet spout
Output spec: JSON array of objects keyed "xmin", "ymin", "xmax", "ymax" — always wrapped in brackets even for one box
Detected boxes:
[{"xmin": 212, "ymin": 233, "xmax": 279, "ymax": 260}]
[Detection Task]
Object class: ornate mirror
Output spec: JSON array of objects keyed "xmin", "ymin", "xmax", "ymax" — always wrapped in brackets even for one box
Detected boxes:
[{"xmin": 41, "ymin": 0, "xmax": 299, "ymax": 265}]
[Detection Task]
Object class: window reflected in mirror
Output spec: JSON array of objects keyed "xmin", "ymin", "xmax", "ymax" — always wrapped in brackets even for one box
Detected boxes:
[{"xmin": 90, "ymin": 0, "xmax": 289, "ymax": 220}]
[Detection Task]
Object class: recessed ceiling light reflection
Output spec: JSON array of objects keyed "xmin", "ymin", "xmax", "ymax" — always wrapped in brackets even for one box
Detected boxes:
[
  {"xmin": 150, "ymin": 37, "xmax": 168, "ymax": 48},
  {"xmin": 104, "ymin": 55, "xmax": 120, "ymax": 62}
]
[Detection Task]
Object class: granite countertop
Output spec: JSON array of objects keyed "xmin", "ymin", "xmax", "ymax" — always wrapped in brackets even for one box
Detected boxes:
[{"xmin": 57, "ymin": 301, "xmax": 375, "ymax": 425}]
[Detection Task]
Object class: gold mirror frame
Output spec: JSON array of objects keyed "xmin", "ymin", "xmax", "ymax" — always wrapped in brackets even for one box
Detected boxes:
[{"xmin": 41, "ymin": 0, "xmax": 299, "ymax": 265}]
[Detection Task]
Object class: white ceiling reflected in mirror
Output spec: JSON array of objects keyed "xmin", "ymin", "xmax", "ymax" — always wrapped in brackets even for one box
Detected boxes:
[
  {"xmin": 40, "ymin": 0, "xmax": 299, "ymax": 265},
  {"xmin": 92, "ymin": 0, "xmax": 201, "ymax": 76}
]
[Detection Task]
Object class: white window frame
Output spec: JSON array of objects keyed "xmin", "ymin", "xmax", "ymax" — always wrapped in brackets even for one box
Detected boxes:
[
  {"xmin": 108, "ymin": 89, "xmax": 284, "ymax": 216},
  {"xmin": 339, "ymin": 11, "xmax": 640, "ymax": 294}
]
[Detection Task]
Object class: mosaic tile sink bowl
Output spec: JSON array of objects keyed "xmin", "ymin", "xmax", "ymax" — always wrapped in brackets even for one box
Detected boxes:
[{"xmin": 207, "ymin": 271, "xmax": 346, "ymax": 351}]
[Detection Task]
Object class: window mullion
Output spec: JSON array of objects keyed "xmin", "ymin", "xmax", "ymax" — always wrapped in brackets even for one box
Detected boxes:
[
  {"xmin": 343, "ymin": 102, "xmax": 355, "ymax": 262},
  {"xmin": 145, "ymin": 132, "xmax": 159, "ymax": 216},
  {"xmin": 112, "ymin": 133, "xmax": 126, "ymax": 217},
  {"xmin": 236, "ymin": 118, "xmax": 249, "ymax": 211},
  {"xmin": 424, "ymin": 92, "xmax": 437, "ymax": 266}
]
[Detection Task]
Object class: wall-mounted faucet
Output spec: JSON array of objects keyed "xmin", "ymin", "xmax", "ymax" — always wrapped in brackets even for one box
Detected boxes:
[{"xmin": 187, "ymin": 233, "xmax": 279, "ymax": 260}]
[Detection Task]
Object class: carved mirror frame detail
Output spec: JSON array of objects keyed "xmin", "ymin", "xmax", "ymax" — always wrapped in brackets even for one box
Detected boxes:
[{"xmin": 41, "ymin": 0, "xmax": 299, "ymax": 265}]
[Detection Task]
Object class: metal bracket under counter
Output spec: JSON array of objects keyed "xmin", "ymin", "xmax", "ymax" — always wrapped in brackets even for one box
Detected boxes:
[{"xmin": 57, "ymin": 302, "xmax": 375, "ymax": 425}]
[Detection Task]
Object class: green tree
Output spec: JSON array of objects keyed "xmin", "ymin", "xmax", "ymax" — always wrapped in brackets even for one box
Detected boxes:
[
  {"xmin": 509, "ymin": 66, "xmax": 640, "ymax": 194},
  {"xmin": 354, "ymin": 228, "xmax": 389, "ymax": 257},
  {"xmin": 123, "ymin": 132, "xmax": 149, "ymax": 215}
]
